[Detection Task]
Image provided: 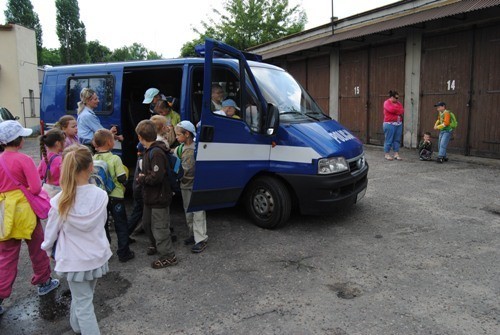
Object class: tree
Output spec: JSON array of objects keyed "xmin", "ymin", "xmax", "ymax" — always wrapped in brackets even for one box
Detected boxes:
[
  {"xmin": 107, "ymin": 43, "xmax": 161, "ymax": 62},
  {"xmin": 180, "ymin": 0, "xmax": 306, "ymax": 56},
  {"xmin": 55, "ymin": 0, "xmax": 87, "ymax": 64},
  {"xmin": 87, "ymin": 40, "xmax": 111, "ymax": 63},
  {"xmin": 40, "ymin": 47, "xmax": 62, "ymax": 66},
  {"xmin": 4, "ymin": 0, "xmax": 43, "ymax": 64}
]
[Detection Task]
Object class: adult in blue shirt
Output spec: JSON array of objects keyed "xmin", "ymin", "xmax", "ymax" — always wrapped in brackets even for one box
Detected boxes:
[{"xmin": 76, "ymin": 88, "xmax": 122, "ymax": 146}]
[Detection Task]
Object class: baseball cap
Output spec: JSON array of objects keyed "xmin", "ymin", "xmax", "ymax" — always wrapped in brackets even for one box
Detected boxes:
[
  {"xmin": 143, "ymin": 88, "xmax": 160, "ymax": 104},
  {"xmin": 222, "ymin": 99, "xmax": 240, "ymax": 111},
  {"xmin": 176, "ymin": 120, "xmax": 196, "ymax": 135},
  {"xmin": 0, "ymin": 120, "xmax": 33, "ymax": 145},
  {"xmin": 434, "ymin": 101, "xmax": 446, "ymax": 107}
]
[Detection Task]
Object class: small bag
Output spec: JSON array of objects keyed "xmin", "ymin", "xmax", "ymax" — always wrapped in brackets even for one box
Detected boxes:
[{"xmin": 0, "ymin": 157, "xmax": 51, "ymax": 219}]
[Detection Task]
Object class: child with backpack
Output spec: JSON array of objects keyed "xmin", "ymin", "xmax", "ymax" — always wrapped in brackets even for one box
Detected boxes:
[
  {"xmin": 38, "ymin": 128, "xmax": 65, "ymax": 198},
  {"xmin": 135, "ymin": 120, "xmax": 177, "ymax": 269},
  {"xmin": 42, "ymin": 145, "xmax": 112, "ymax": 334},
  {"xmin": 417, "ymin": 131, "xmax": 433, "ymax": 161},
  {"xmin": 433, "ymin": 102, "xmax": 457, "ymax": 163},
  {"xmin": 92, "ymin": 129, "xmax": 135, "ymax": 263},
  {"xmin": 174, "ymin": 121, "xmax": 208, "ymax": 253}
]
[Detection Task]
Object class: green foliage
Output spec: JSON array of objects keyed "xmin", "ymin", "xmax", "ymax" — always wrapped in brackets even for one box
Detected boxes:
[
  {"xmin": 181, "ymin": 0, "xmax": 306, "ymax": 55},
  {"xmin": 107, "ymin": 43, "xmax": 160, "ymax": 62},
  {"xmin": 40, "ymin": 47, "xmax": 62, "ymax": 66},
  {"xmin": 87, "ymin": 40, "xmax": 111, "ymax": 63},
  {"xmin": 55, "ymin": 0, "xmax": 87, "ymax": 64},
  {"xmin": 146, "ymin": 50, "xmax": 163, "ymax": 60},
  {"xmin": 4, "ymin": 0, "xmax": 43, "ymax": 64}
]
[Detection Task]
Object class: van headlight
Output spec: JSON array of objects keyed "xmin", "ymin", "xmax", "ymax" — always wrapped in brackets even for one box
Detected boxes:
[{"xmin": 318, "ymin": 157, "xmax": 349, "ymax": 174}]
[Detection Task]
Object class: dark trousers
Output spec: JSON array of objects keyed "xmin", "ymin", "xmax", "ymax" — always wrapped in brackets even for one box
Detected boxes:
[
  {"xmin": 107, "ymin": 197, "xmax": 131, "ymax": 258},
  {"xmin": 127, "ymin": 189, "xmax": 144, "ymax": 236}
]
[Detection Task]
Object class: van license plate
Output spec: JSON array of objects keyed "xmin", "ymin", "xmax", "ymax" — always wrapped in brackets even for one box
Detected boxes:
[{"xmin": 356, "ymin": 187, "xmax": 367, "ymax": 203}]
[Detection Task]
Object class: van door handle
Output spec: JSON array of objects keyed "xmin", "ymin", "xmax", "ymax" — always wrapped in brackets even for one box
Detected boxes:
[{"xmin": 199, "ymin": 125, "xmax": 214, "ymax": 142}]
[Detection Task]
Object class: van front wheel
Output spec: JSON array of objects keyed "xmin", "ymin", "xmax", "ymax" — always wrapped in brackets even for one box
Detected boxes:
[{"xmin": 245, "ymin": 176, "xmax": 291, "ymax": 229}]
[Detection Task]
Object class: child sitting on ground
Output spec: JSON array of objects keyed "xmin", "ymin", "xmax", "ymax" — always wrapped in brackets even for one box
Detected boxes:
[
  {"xmin": 92, "ymin": 129, "xmax": 135, "ymax": 263},
  {"xmin": 135, "ymin": 120, "xmax": 177, "ymax": 268},
  {"xmin": 418, "ymin": 132, "xmax": 433, "ymax": 161}
]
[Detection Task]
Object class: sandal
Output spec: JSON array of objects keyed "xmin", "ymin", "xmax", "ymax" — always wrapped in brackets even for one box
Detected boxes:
[
  {"xmin": 151, "ymin": 256, "xmax": 178, "ymax": 269},
  {"xmin": 146, "ymin": 246, "xmax": 157, "ymax": 256},
  {"xmin": 394, "ymin": 155, "xmax": 403, "ymax": 161},
  {"xmin": 384, "ymin": 154, "xmax": 394, "ymax": 161}
]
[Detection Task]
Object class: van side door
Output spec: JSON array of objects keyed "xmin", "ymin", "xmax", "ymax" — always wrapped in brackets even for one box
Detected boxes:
[{"xmin": 187, "ymin": 39, "xmax": 272, "ymax": 211}]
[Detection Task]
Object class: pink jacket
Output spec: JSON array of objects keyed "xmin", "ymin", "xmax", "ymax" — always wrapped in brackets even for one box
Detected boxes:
[
  {"xmin": 383, "ymin": 99, "xmax": 404, "ymax": 123},
  {"xmin": 0, "ymin": 151, "xmax": 42, "ymax": 194}
]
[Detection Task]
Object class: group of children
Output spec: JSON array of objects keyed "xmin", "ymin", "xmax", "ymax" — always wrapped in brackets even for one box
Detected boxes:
[{"xmin": 0, "ymin": 100, "xmax": 205, "ymax": 333}]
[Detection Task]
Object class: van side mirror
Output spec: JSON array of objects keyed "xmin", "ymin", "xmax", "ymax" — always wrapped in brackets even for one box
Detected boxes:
[{"xmin": 265, "ymin": 103, "xmax": 279, "ymax": 136}]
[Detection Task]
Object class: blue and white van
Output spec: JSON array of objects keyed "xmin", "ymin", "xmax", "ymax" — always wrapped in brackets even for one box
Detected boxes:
[{"xmin": 40, "ymin": 39, "xmax": 368, "ymax": 228}]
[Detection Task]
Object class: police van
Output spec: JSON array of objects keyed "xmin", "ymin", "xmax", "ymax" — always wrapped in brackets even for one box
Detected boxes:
[{"xmin": 40, "ymin": 39, "xmax": 368, "ymax": 228}]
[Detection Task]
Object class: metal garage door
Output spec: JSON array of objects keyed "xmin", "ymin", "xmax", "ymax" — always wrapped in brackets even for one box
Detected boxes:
[
  {"xmin": 470, "ymin": 24, "xmax": 500, "ymax": 158},
  {"xmin": 420, "ymin": 30, "xmax": 472, "ymax": 154},
  {"xmin": 368, "ymin": 43, "xmax": 406, "ymax": 145},
  {"xmin": 339, "ymin": 49, "xmax": 369, "ymax": 143}
]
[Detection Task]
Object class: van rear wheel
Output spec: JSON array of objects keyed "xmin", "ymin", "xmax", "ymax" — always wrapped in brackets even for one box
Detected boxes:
[{"xmin": 245, "ymin": 176, "xmax": 291, "ymax": 229}]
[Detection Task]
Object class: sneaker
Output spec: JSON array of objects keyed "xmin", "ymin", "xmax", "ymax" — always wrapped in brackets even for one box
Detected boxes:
[
  {"xmin": 38, "ymin": 278, "xmax": 60, "ymax": 296},
  {"xmin": 436, "ymin": 157, "xmax": 444, "ymax": 163},
  {"xmin": 184, "ymin": 236, "xmax": 195, "ymax": 245},
  {"xmin": 444, "ymin": 157, "xmax": 449, "ymax": 162},
  {"xmin": 191, "ymin": 241, "xmax": 207, "ymax": 253},
  {"xmin": 119, "ymin": 251, "xmax": 135, "ymax": 263}
]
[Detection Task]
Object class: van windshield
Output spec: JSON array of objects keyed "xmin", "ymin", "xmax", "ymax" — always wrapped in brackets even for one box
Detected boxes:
[{"xmin": 251, "ymin": 66, "xmax": 329, "ymax": 122}]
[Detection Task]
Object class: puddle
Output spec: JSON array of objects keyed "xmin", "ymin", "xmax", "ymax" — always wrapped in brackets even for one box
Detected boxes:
[{"xmin": 0, "ymin": 271, "xmax": 131, "ymax": 334}]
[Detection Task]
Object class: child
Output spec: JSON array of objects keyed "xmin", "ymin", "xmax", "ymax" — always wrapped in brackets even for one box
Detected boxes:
[
  {"xmin": 150, "ymin": 115, "xmax": 171, "ymax": 148},
  {"xmin": 55, "ymin": 115, "xmax": 79, "ymax": 147},
  {"xmin": 42, "ymin": 145, "xmax": 112, "ymax": 335},
  {"xmin": 214, "ymin": 99, "xmax": 241, "ymax": 119},
  {"xmin": 92, "ymin": 129, "xmax": 135, "ymax": 262},
  {"xmin": 135, "ymin": 120, "xmax": 177, "ymax": 268},
  {"xmin": 0, "ymin": 121, "xmax": 59, "ymax": 316},
  {"xmin": 174, "ymin": 121, "xmax": 208, "ymax": 253},
  {"xmin": 418, "ymin": 132, "xmax": 433, "ymax": 161},
  {"xmin": 154, "ymin": 101, "xmax": 179, "ymax": 147},
  {"xmin": 433, "ymin": 101, "xmax": 452, "ymax": 163},
  {"xmin": 38, "ymin": 128, "xmax": 65, "ymax": 197}
]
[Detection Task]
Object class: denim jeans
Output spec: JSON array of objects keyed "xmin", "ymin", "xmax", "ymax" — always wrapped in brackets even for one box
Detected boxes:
[
  {"xmin": 438, "ymin": 130, "xmax": 452, "ymax": 158},
  {"xmin": 108, "ymin": 197, "xmax": 131, "ymax": 258},
  {"xmin": 383, "ymin": 123, "xmax": 403, "ymax": 153}
]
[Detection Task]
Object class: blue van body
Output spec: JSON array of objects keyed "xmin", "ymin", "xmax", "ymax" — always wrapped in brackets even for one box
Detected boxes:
[{"xmin": 40, "ymin": 39, "xmax": 368, "ymax": 228}]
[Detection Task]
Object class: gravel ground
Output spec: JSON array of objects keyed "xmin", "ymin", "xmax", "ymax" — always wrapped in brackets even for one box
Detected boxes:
[{"xmin": 0, "ymin": 138, "xmax": 499, "ymax": 335}]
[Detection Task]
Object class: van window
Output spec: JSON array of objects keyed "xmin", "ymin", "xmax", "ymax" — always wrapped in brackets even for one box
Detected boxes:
[{"xmin": 66, "ymin": 76, "xmax": 114, "ymax": 115}]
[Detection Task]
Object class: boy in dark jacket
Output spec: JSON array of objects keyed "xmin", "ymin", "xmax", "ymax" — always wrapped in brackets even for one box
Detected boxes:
[
  {"xmin": 418, "ymin": 131, "xmax": 433, "ymax": 161},
  {"xmin": 135, "ymin": 120, "xmax": 177, "ymax": 269}
]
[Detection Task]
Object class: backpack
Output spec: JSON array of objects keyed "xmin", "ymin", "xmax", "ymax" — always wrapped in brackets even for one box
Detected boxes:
[
  {"xmin": 90, "ymin": 160, "xmax": 116, "ymax": 194},
  {"xmin": 148, "ymin": 147, "xmax": 183, "ymax": 193},
  {"xmin": 449, "ymin": 111, "xmax": 458, "ymax": 129}
]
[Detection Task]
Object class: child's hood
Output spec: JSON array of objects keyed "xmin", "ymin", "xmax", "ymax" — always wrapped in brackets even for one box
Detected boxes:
[
  {"xmin": 50, "ymin": 184, "xmax": 108, "ymax": 232},
  {"xmin": 148, "ymin": 141, "xmax": 170, "ymax": 155}
]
